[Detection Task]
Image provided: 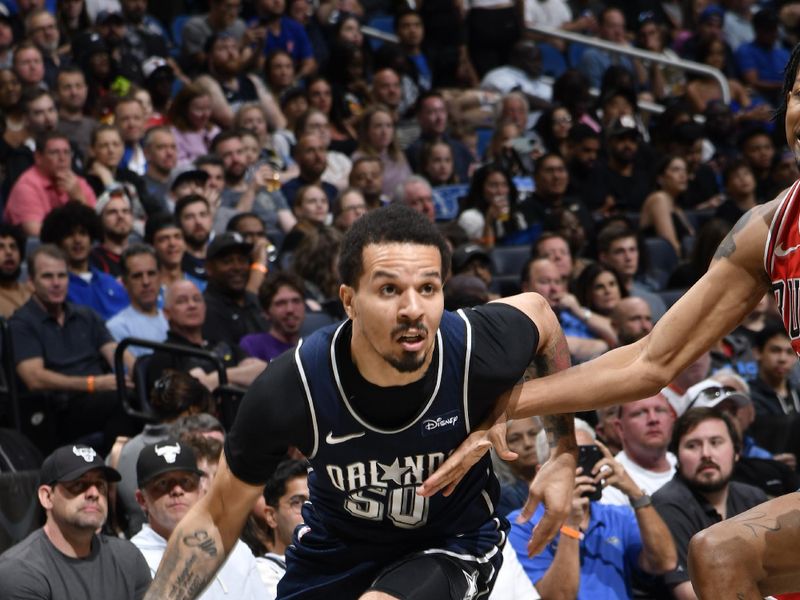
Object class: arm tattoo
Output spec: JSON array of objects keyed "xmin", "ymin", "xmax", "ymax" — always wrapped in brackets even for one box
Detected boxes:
[
  {"xmin": 144, "ymin": 528, "xmax": 224, "ymax": 600},
  {"xmin": 714, "ymin": 209, "xmax": 754, "ymax": 260},
  {"xmin": 183, "ymin": 530, "xmax": 218, "ymax": 557},
  {"xmin": 534, "ymin": 331, "xmax": 576, "ymax": 451}
]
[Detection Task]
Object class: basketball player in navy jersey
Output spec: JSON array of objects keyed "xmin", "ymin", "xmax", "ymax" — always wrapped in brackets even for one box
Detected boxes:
[
  {"xmin": 423, "ymin": 44, "xmax": 800, "ymax": 600},
  {"xmin": 144, "ymin": 204, "xmax": 578, "ymax": 600}
]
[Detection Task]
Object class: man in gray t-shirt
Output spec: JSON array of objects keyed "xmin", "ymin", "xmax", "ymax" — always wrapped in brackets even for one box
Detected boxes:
[{"xmin": 0, "ymin": 444, "xmax": 151, "ymax": 599}]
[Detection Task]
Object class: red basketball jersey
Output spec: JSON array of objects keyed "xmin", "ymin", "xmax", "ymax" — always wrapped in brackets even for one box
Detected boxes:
[{"xmin": 765, "ymin": 180, "xmax": 800, "ymax": 354}]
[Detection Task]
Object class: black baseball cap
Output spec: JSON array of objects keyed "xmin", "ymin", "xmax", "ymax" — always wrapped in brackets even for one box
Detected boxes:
[
  {"xmin": 606, "ymin": 115, "xmax": 639, "ymax": 140},
  {"xmin": 169, "ymin": 168, "xmax": 209, "ymax": 192},
  {"xmin": 136, "ymin": 440, "xmax": 204, "ymax": 488},
  {"xmin": 206, "ymin": 231, "xmax": 253, "ymax": 261},
  {"xmin": 40, "ymin": 445, "xmax": 122, "ymax": 485},
  {"xmin": 452, "ymin": 243, "xmax": 491, "ymax": 273}
]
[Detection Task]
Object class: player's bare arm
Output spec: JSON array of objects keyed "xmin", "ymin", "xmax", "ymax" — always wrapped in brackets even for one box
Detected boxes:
[
  {"xmin": 143, "ymin": 453, "xmax": 264, "ymax": 600},
  {"xmin": 421, "ymin": 293, "xmax": 577, "ymax": 554},
  {"xmin": 505, "ymin": 200, "xmax": 777, "ymax": 418}
]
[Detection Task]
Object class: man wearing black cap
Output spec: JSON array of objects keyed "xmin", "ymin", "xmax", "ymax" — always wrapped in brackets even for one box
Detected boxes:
[
  {"xmin": 589, "ymin": 115, "xmax": 653, "ymax": 214},
  {"xmin": 0, "ymin": 444, "xmax": 151, "ymax": 598},
  {"xmin": 202, "ymin": 231, "xmax": 269, "ymax": 347},
  {"xmin": 132, "ymin": 439, "xmax": 266, "ymax": 598}
]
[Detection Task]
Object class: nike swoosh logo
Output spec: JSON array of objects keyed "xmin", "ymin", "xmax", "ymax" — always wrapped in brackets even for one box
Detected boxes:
[
  {"xmin": 775, "ymin": 242, "xmax": 800, "ymax": 257},
  {"xmin": 325, "ymin": 431, "xmax": 366, "ymax": 445}
]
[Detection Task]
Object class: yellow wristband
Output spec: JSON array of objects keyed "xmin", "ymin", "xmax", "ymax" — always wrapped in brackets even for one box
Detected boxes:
[
  {"xmin": 250, "ymin": 263, "xmax": 268, "ymax": 274},
  {"xmin": 560, "ymin": 525, "xmax": 584, "ymax": 540}
]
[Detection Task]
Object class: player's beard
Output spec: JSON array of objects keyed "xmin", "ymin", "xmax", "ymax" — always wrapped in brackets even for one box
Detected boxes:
[{"xmin": 384, "ymin": 351, "xmax": 426, "ymax": 373}]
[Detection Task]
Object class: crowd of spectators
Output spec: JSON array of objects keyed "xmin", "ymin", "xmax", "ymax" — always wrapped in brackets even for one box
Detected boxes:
[{"xmin": 1, "ymin": 0, "xmax": 800, "ymax": 598}]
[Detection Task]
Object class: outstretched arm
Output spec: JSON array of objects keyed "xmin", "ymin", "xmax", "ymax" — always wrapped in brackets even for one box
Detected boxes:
[
  {"xmin": 507, "ymin": 201, "xmax": 777, "ymax": 419},
  {"xmin": 144, "ymin": 454, "xmax": 264, "ymax": 599}
]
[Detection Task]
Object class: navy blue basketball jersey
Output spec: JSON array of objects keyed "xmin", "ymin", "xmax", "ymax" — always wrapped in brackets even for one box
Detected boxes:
[{"xmin": 295, "ymin": 309, "xmax": 500, "ymax": 544}]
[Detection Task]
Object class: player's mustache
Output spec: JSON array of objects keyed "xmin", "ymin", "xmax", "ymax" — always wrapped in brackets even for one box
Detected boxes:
[{"xmin": 392, "ymin": 323, "xmax": 428, "ymax": 337}]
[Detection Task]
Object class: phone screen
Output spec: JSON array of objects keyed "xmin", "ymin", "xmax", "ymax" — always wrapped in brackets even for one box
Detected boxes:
[{"xmin": 577, "ymin": 445, "xmax": 603, "ymax": 501}]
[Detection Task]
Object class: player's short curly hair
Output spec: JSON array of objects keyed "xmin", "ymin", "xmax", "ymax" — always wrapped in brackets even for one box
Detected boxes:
[
  {"xmin": 338, "ymin": 204, "xmax": 451, "ymax": 288},
  {"xmin": 776, "ymin": 43, "xmax": 800, "ymax": 126}
]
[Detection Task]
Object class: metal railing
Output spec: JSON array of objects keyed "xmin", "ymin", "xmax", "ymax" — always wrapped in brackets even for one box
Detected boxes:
[
  {"xmin": 361, "ymin": 26, "xmax": 399, "ymax": 44},
  {"xmin": 527, "ymin": 25, "xmax": 730, "ymax": 105}
]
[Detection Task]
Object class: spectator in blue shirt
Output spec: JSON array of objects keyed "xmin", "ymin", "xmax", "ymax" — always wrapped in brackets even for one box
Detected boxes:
[
  {"xmin": 251, "ymin": 0, "xmax": 317, "ymax": 80},
  {"xmin": 39, "ymin": 200, "xmax": 129, "ymax": 321},
  {"xmin": 734, "ymin": 9, "xmax": 789, "ymax": 106},
  {"xmin": 510, "ymin": 419, "xmax": 676, "ymax": 600}
]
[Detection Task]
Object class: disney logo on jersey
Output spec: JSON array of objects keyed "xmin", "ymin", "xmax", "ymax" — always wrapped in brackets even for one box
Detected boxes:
[{"xmin": 422, "ymin": 410, "xmax": 460, "ymax": 436}]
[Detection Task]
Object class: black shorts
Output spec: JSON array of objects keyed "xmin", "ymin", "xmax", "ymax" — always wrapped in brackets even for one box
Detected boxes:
[{"xmin": 277, "ymin": 508, "xmax": 508, "ymax": 600}]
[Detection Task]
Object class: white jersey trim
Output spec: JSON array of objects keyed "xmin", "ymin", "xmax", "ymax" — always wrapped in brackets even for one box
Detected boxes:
[
  {"xmin": 330, "ymin": 321, "xmax": 445, "ymax": 434},
  {"xmin": 294, "ymin": 338, "xmax": 320, "ymax": 459},
  {"xmin": 765, "ymin": 181, "xmax": 800, "ymax": 274},
  {"xmin": 457, "ymin": 309, "xmax": 474, "ymax": 435}
]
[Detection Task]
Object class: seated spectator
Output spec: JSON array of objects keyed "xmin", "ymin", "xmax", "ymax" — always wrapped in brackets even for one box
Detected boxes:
[
  {"xmin": 735, "ymin": 9, "xmax": 789, "ymax": 106},
  {"xmin": 234, "ymin": 102, "xmax": 293, "ymax": 176},
  {"xmin": 578, "ymin": 8, "xmax": 637, "ymax": 89},
  {"xmin": 280, "ymin": 184, "xmax": 330, "ymax": 256},
  {"xmin": 332, "ymin": 188, "xmax": 367, "ymax": 233},
  {"xmin": 573, "ymin": 263, "xmax": 627, "ymax": 337},
  {"xmin": 0, "ymin": 444, "xmax": 151, "ymax": 598},
  {"xmin": 595, "ymin": 405, "xmax": 623, "ymax": 456},
  {"xmin": 653, "ymin": 407, "xmax": 768, "ymax": 599},
  {"xmin": 281, "ymin": 133, "xmax": 338, "ymax": 207},
  {"xmin": 304, "ymin": 76, "xmax": 356, "ymax": 154},
  {"xmin": 176, "ymin": 194, "xmax": 213, "ymax": 283},
  {"xmin": 668, "ymin": 218, "xmax": 731, "ymax": 289},
  {"xmin": 180, "ymin": 0, "xmax": 246, "ymax": 73},
  {"xmin": 251, "ymin": 0, "xmax": 316, "ymax": 77},
  {"xmin": 146, "ymin": 279, "xmax": 266, "ymax": 391},
  {"xmin": 405, "ymin": 91, "xmax": 474, "ymax": 182},
  {"xmin": 639, "ymin": 155, "xmax": 695, "ymax": 257},
  {"xmin": 167, "ymin": 84, "xmax": 220, "ymax": 167},
  {"xmin": 419, "ymin": 140, "xmax": 458, "ymax": 187},
  {"xmin": 666, "ymin": 121, "xmax": 721, "ymax": 210},
  {"xmin": 115, "ymin": 97, "xmax": 148, "ymax": 176},
  {"xmin": 141, "ymin": 126, "xmax": 178, "ymax": 207},
  {"xmin": 352, "ymin": 104, "xmax": 413, "ymax": 198},
  {"xmin": 393, "ymin": 176, "xmax": 436, "ymax": 223},
  {"xmin": 290, "ymin": 226, "xmax": 344, "ymax": 317},
  {"xmin": 114, "ymin": 370, "xmax": 213, "ymax": 537},
  {"xmin": 610, "ymin": 297, "xmax": 653, "ymax": 347},
  {"xmin": 253, "ymin": 458, "xmax": 309, "ymax": 596},
  {"xmin": 85, "ymin": 124, "xmax": 156, "ymax": 230},
  {"xmin": 534, "ymin": 232, "xmax": 578, "ymax": 283},
  {"xmin": 264, "ymin": 49, "xmax": 295, "ymax": 99},
  {"xmin": 40, "ymin": 201, "xmax": 129, "ymax": 320},
  {"xmin": 451, "ymin": 243, "xmax": 494, "ymax": 291},
  {"xmin": 89, "ymin": 186, "xmax": 135, "ymax": 278},
  {"xmin": 131, "ymin": 439, "xmax": 267, "ymax": 597},
  {"xmin": 194, "ymin": 33, "xmax": 284, "ymax": 132},
  {"xmin": 226, "ymin": 211, "xmax": 277, "ymax": 294},
  {"xmin": 481, "ymin": 40, "xmax": 552, "ymax": 112},
  {"xmin": 534, "ymin": 105, "xmax": 573, "ymax": 157},
  {"xmin": 749, "ymin": 321, "xmax": 800, "ymax": 417},
  {"xmin": 348, "ymin": 156, "xmax": 389, "ymax": 210},
  {"xmin": 240, "ymin": 272, "xmax": 306, "ymax": 362},
  {"xmin": 596, "ymin": 224, "xmax": 666, "ymax": 321},
  {"xmin": 106, "ymin": 245, "xmax": 168, "ymax": 357},
  {"xmin": 145, "ymin": 213, "xmax": 207, "ymax": 296},
  {"xmin": 564, "ymin": 123, "xmax": 600, "ymax": 201},
  {"xmin": 496, "ymin": 416, "xmax": 541, "ymax": 517},
  {"xmin": 716, "ymin": 161, "xmax": 756, "ymax": 231},
  {"xmin": 601, "ymin": 394, "xmax": 677, "ymax": 506},
  {"xmin": 510, "ymin": 419, "xmax": 677, "ymax": 599},
  {"xmin": 0, "ymin": 223, "xmax": 30, "ymax": 317},
  {"xmin": 294, "ymin": 109, "xmax": 352, "ymax": 192},
  {"xmin": 4, "ymin": 131, "xmax": 96, "ymax": 237},
  {"xmin": 458, "ymin": 164, "xmax": 531, "ymax": 247},
  {"xmin": 54, "ymin": 67, "xmax": 95, "ymax": 159},
  {"xmin": 9, "ymin": 245, "xmax": 136, "ymax": 450},
  {"xmin": 739, "ymin": 126, "xmax": 779, "ymax": 202},
  {"xmin": 522, "ymin": 257, "xmax": 612, "ymax": 361},
  {"xmin": 202, "ymin": 232, "xmax": 269, "ymax": 347},
  {"xmin": 443, "ymin": 273, "xmax": 491, "ymax": 310}
]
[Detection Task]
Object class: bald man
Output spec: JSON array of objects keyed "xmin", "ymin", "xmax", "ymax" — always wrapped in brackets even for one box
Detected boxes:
[
  {"xmin": 145, "ymin": 280, "xmax": 266, "ymax": 391},
  {"xmin": 611, "ymin": 297, "xmax": 653, "ymax": 346}
]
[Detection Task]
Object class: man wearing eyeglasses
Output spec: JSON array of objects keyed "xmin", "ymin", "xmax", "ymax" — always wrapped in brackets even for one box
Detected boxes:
[
  {"xmin": 4, "ymin": 131, "xmax": 96, "ymax": 237},
  {"xmin": 132, "ymin": 439, "xmax": 267, "ymax": 599},
  {"xmin": 0, "ymin": 444, "xmax": 152, "ymax": 599},
  {"xmin": 254, "ymin": 459, "xmax": 309, "ymax": 598}
]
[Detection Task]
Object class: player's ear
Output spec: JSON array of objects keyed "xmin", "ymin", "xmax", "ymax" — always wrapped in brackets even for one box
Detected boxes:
[
  {"xmin": 340, "ymin": 283, "xmax": 355, "ymax": 320},
  {"xmin": 263, "ymin": 504, "xmax": 279, "ymax": 529}
]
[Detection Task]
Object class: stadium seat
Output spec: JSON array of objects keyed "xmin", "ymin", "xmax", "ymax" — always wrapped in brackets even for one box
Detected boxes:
[
  {"xmin": 366, "ymin": 15, "xmax": 395, "ymax": 51},
  {"xmin": 300, "ymin": 311, "xmax": 336, "ymax": 336},
  {"xmin": 643, "ymin": 236, "xmax": 679, "ymax": 276},
  {"xmin": 538, "ymin": 42, "xmax": 567, "ymax": 78},
  {"xmin": 433, "ymin": 185, "xmax": 467, "ymax": 221},
  {"xmin": 476, "ymin": 127, "xmax": 493, "ymax": 159},
  {"xmin": 490, "ymin": 246, "xmax": 532, "ymax": 277},
  {"xmin": 0, "ymin": 470, "xmax": 41, "ymax": 554},
  {"xmin": 492, "ymin": 274, "xmax": 522, "ymax": 297},
  {"xmin": 567, "ymin": 42, "xmax": 589, "ymax": 67}
]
